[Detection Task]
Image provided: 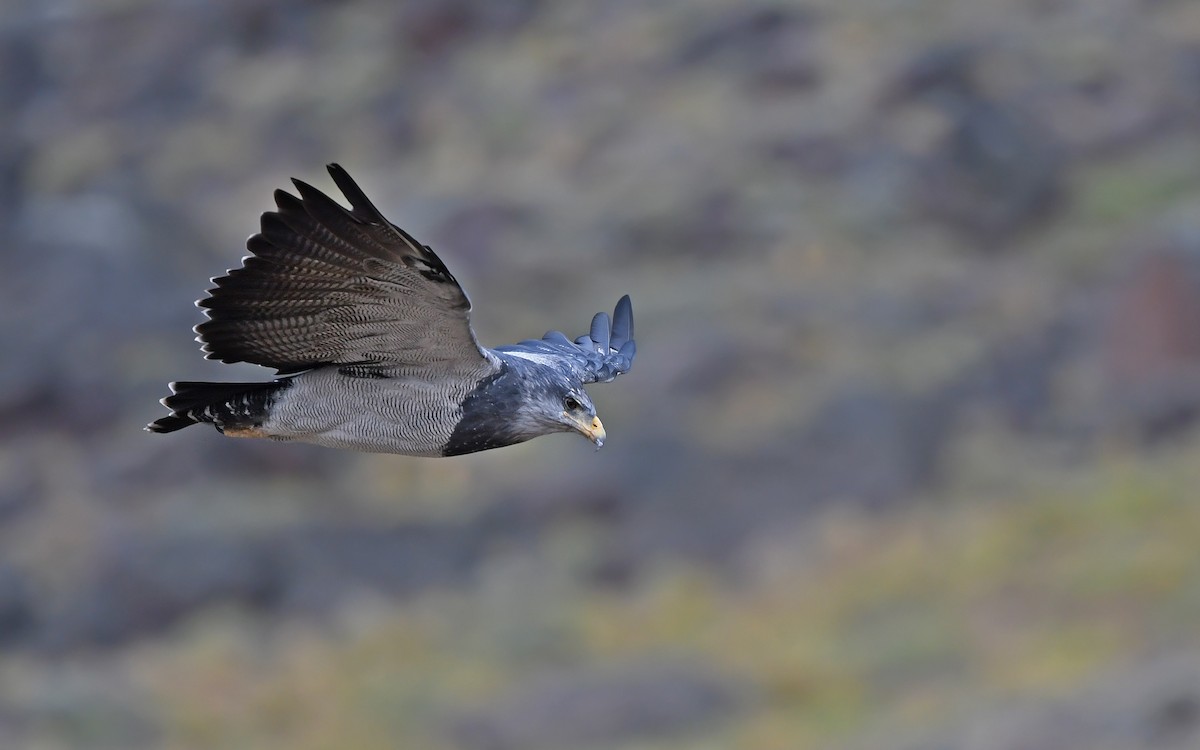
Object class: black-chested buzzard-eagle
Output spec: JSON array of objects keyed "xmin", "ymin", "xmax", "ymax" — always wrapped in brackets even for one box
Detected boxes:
[{"xmin": 147, "ymin": 164, "xmax": 636, "ymax": 456}]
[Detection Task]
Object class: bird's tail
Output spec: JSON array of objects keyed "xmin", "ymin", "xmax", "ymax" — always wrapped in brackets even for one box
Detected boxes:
[{"xmin": 146, "ymin": 380, "xmax": 289, "ymax": 434}]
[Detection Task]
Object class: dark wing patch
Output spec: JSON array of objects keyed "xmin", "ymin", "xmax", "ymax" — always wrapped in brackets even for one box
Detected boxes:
[
  {"xmin": 195, "ymin": 164, "xmax": 498, "ymax": 375},
  {"xmin": 496, "ymin": 295, "xmax": 636, "ymax": 384}
]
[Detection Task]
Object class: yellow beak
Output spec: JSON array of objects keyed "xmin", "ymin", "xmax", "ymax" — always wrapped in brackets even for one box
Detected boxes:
[{"xmin": 567, "ymin": 413, "xmax": 606, "ymax": 448}]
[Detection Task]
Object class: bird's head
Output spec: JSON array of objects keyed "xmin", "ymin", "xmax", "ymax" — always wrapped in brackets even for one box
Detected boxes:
[{"xmin": 519, "ymin": 375, "xmax": 606, "ymax": 449}]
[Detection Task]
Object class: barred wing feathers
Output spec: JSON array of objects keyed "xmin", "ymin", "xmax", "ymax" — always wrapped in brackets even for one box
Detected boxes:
[{"xmin": 195, "ymin": 164, "xmax": 499, "ymax": 376}]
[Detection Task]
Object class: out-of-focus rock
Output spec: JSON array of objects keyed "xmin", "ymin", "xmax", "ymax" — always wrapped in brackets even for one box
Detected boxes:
[
  {"xmin": 34, "ymin": 520, "xmax": 494, "ymax": 650},
  {"xmin": 616, "ymin": 189, "xmax": 755, "ymax": 261},
  {"xmin": 0, "ymin": 564, "xmax": 35, "ymax": 645},
  {"xmin": 42, "ymin": 535, "xmax": 280, "ymax": 650},
  {"xmin": 764, "ymin": 133, "xmax": 852, "ymax": 178},
  {"xmin": 792, "ymin": 386, "xmax": 946, "ymax": 506},
  {"xmin": 1174, "ymin": 44, "xmax": 1200, "ymax": 121},
  {"xmin": 428, "ymin": 200, "xmax": 538, "ymax": 268},
  {"xmin": 674, "ymin": 5, "xmax": 822, "ymax": 92},
  {"xmin": 271, "ymin": 522, "xmax": 487, "ymax": 611},
  {"xmin": 400, "ymin": 0, "xmax": 544, "ymax": 58},
  {"xmin": 941, "ymin": 317, "xmax": 1081, "ymax": 433},
  {"xmin": 907, "ymin": 655, "xmax": 1200, "ymax": 750},
  {"xmin": 1101, "ymin": 239, "xmax": 1200, "ymax": 441},
  {"xmin": 577, "ymin": 386, "xmax": 949, "ymax": 579},
  {"xmin": 449, "ymin": 662, "xmax": 744, "ymax": 750},
  {"xmin": 882, "ymin": 42, "xmax": 1064, "ymax": 245}
]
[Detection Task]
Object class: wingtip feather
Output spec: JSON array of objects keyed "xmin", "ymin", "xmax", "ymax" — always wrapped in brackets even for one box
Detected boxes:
[
  {"xmin": 590, "ymin": 312, "xmax": 611, "ymax": 352},
  {"xmin": 611, "ymin": 295, "xmax": 633, "ymax": 347},
  {"xmin": 325, "ymin": 164, "xmax": 381, "ymax": 220}
]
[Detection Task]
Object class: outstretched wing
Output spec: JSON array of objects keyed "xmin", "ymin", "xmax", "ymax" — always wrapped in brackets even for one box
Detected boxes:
[
  {"xmin": 496, "ymin": 295, "xmax": 636, "ymax": 384},
  {"xmin": 195, "ymin": 164, "xmax": 500, "ymax": 376}
]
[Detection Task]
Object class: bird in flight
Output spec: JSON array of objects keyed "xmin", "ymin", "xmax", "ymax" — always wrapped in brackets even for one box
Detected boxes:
[{"xmin": 147, "ymin": 164, "xmax": 636, "ymax": 456}]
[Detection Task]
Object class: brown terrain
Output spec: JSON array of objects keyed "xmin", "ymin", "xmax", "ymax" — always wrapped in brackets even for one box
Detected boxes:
[{"xmin": 2, "ymin": 0, "xmax": 1200, "ymax": 748}]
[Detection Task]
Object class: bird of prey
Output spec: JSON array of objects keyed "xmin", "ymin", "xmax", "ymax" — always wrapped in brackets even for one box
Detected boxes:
[{"xmin": 147, "ymin": 164, "xmax": 636, "ymax": 456}]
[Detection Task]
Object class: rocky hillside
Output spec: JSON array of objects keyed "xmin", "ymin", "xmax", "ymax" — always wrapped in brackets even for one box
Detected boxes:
[{"xmin": 2, "ymin": 0, "xmax": 1200, "ymax": 748}]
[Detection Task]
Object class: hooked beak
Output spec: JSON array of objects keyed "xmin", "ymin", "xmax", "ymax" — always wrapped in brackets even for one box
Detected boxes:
[{"xmin": 566, "ymin": 413, "xmax": 607, "ymax": 449}]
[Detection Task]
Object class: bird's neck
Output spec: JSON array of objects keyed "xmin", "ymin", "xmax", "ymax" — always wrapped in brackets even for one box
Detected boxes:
[{"xmin": 442, "ymin": 364, "xmax": 534, "ymax": 457}]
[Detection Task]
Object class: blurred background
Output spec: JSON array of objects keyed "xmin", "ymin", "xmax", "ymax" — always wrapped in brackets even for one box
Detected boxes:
[{"xmin": 2, "ymin": 0, "xmax": 1200, "ymax": 748}]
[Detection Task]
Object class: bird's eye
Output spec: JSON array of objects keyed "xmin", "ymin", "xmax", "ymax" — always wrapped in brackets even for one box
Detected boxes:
[{"xmin": 564, "ymin": 396, "xmax": 581, "ymax": 411}]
